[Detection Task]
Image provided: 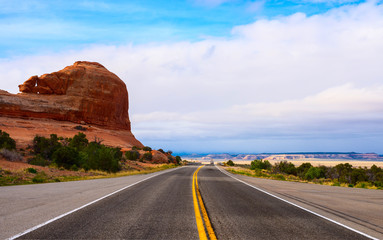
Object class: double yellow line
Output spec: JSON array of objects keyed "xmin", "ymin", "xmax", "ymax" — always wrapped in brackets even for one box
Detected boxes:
[{"xmin": 192, "ymin": 166, "xmax": 217, "ymax": 240}]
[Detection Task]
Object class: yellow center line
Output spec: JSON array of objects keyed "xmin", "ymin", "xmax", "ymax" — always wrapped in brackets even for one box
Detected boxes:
[{"xmin": 193, "ymin": 166, "xmax": 218, "ymax": 240}]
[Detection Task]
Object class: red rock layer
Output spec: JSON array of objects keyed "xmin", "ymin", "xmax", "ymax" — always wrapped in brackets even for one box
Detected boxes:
[{"xmin": 0, "ymin": 61, "xmax": 131, "ymax": 130}]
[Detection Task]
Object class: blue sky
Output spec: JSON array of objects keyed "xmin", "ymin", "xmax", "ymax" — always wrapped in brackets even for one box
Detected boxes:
[
  {"xmin": 1, "ymin": 0, "xmax": 383, "ymax": 154},
  {"xmin": 0, "ymin": 0, "xmax": 366, "ymax": 57}
]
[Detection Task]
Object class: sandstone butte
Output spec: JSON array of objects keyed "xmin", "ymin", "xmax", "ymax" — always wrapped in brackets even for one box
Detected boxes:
[{"xmin": 0, "ymin": 61, "xmax": 143, "ymax": 149}]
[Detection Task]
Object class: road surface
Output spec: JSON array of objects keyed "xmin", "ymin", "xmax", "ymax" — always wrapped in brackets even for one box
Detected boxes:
[{"xmin": 2, "ymin": 165, "xmax": 379, "ymax": 239}]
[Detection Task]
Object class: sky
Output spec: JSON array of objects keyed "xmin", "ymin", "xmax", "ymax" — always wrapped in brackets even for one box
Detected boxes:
[{"xmin": 1, "ymin": 0, "xmax": 383, "ymax": 154}]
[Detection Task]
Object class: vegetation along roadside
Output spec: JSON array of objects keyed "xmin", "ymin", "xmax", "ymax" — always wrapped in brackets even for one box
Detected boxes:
[
  {"xmin": 224, "ymin": 159, "xmax": 383, "ymax": 190},
  {"xmin": 0, "ymin": 130, "xmax": 183, "ymax": 186}
]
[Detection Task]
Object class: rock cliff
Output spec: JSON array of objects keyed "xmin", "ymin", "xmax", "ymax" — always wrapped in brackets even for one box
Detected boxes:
[
  {"xmin": 0, "ymin": 61, "xmax": 143, "ymax": 148},
  {"xmin": 1, "ymin": 61, "xmax": 130, "ymax": 130}
]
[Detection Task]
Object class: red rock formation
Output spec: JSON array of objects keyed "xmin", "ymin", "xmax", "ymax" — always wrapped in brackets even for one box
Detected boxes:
[
  {"xmin": 0, "ymin": 61, "xmax": 144, "ymax": 148},
  {"xmin": 1, "ymin": 61, "xmax": 131, "ymax": 130}
]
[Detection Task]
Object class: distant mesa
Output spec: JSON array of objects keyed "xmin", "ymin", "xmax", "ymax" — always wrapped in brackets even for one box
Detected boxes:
[{"xmin": 0, "ymin": 61, "xmax": 143, "ymax": 148}]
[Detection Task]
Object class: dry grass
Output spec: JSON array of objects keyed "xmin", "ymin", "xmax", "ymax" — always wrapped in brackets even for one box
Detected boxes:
[
  {"xmin": 225, "ymin": 165, "xmax": 381, "ymax": 190},
  {"xmin": 0, "ymin": 158, "xmax": 178, "ymax": 186}
]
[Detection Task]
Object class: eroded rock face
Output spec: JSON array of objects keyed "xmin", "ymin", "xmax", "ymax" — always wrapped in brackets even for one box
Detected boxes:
[{"xmin": 0, "ymin": 61, "xmax": 131, "ymax": 130}]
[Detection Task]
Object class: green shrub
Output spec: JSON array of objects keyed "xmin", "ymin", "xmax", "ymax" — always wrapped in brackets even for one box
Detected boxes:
[
  {"xmin": 70, "ymin": 164, "xmax": 79, "ymax": 171},
  {"xmin": 74, "ymin": 125, "xmax": 87, "ymax": 131},
  {"xmin": 226, "ymin": 160, "xmax": 234, "ymax": 166},
  {"xmin": 274, "ymin": 174, "xmax": 286, "ymax": 181},
  {"xmin": 132, "ymin": 146, "xmax": 141, "ymax": 150},
  {"xmin": 351, "ymin": 168, "xmax": 368, "ymax": 185},
  {"xmin": 332, "ymin": 182, "xmax": 341, "ymax": 186},
  {"xmin": 335, "ymin": 163, "xmax": 353, "ymax": 184},
  {"xmin": 175, "ymin": 156, "xmax": 182, "ymax": 165},
  {"xmin": 304, "ymin": 167, "xmax": 323, "ymax": 180},
  {"xmin": 251, "ymin": 159, "xmax": 271, "ymax": 170},
  {"xmin": 52, "ymin": 146, "xmax": 80, "ymax": 170},
  {"xmin": 69, "ymin": 132, "xmax": 89, "ymax": 151},
  {"xmin": 143, "ymin": 146, "xmax": 152, "ymax": 152},
  {"xmin": 356, "ymin": 182, "xmax": 368, "ymax": 188},
  {"xmin": 0, "ymin": 130, "xmax": 16, "ymax": 150},
  {"xmin": 274, "ymin": 161, "xmax": 297, "ymax": 175},
  {"xmin": 158, "ymin": 149, "xmax": 165, "ymax": 154},
  {"xmin": 28, "ymin": 154, "xmax": 50, "ymax": 166},
  {"xmin": 84, "ymin": 142, "xmax": 122, "ymax": 173},
  {"xmin": 32, "ymin": 134, "xmax": 62, "ymax": 160},
  {"xmin": 297, "ymin": 163, "xmax": 313, "ymax": 178},
  {"xmin": 125, "ymin": 150, "xmax": 140, "ymax": 160},
  {"xmin": 143, "ymin": 152, "xmax": 153, "ymax": 161},
  {"xmin": 32, "ymin": 172, "xmax": 47, "ymax": 183},
  {"xmin": 26, "ymin": 168, "xmax": 37, "ymax": 174}
]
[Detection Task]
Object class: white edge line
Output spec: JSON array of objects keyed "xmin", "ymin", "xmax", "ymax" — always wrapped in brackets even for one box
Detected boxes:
[
  {"xmin": 215, "ymin": 165, "xmax": 379, "ymax": 240},
  {"xmin": 7, "ymin": 166, "xmax": 182, "ymax": 240}
]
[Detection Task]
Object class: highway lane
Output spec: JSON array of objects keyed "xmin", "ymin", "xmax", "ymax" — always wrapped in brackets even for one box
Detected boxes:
[
  {"xmin": 198, "ymin": 166, "xmax": 369, "ymax": 240},
  {"xmin": 0, "ymin": 167, "xmax": 183, "ymax": 239},
  {"xmin": 17, "ymin": 166, "xmax": 199, "ymax": 239},
  {"xmin": 9, "ymin": 165, "xmax": 373, "ymax": 239}
]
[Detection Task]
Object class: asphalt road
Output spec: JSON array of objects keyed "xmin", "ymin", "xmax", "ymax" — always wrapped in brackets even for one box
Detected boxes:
[
  {"xmin": 198, "ymin": 166, "xmax": 368, "ymax": 240},
  {"xmin": 3, "ymin": 165, "xmax": 375, "ymax": 239},
  {"xmin": 17, "ymin": 167, "xmax": 199, "ymax": 239}
]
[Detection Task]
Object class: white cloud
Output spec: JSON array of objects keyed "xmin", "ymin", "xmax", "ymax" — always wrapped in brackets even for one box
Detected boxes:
[{"xmin": 1, "ymin": 2, "xmax": 383, "ymax": 152}]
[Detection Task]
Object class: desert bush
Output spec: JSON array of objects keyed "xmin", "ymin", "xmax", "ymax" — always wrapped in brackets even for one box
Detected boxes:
[
  {"xmin": 70, "ymin": 164, "xmax": 79, "ymax": 171},
  {"xmin": 28, "ymin": 154, "xmax": 50, "ymax": 166},
  {"xmin": 157, "ymin": 149, "xmax": 165, "ymax": 154},
  {"xmin": 0, "ymin": 130, "xmax": 16, "ymax": 150},
  {"xmin": 84, "ymin": 142, "xmax": 122, "ymax": 173},
  {"xmin": 274, "ymin": 174, "xmax": 286, "ymax": 181},
  {"xmin": 351, "ymin": 168, "xmax": 368, "ymax": 185},
  {"xmin": 0, "ymin": 149, "xmax": 23, "ymax": 161},
  {"xmin": 304, "ymin": 167, "xmax": 323, "ymax": 180},
  {"xmin": 125, "ymin": 150, "xmax": 140, "ymax": 160},
  {"xmin": 355, "ymin": 182, "xmax": 369, "ymax": 189},
  {"xmin": 143, "ymin": 146, "xmax": 152, "ymax": 152},
  {"xmin": 175, "ymin": 156, "xmax": 182, "ymax": 165},
  {"xmin": 32, "ymin": 171, "xmax": 47, "ymax": 183},
  {"xmin": 250, "ymin": 159, "xmax": 272, "ymax": 170},
  {"xmin": 142, "ymin": 152, "xmax": 153, "ymax": 161},
  {"xmin": 296, "ymin": 163, "xmax": 312, "ymax": 178},
  {"xmin": 335, "ymin": 163, "xmax": 353, "ymax": 184},
  {"xmin": 74, "ymin": 125, "xmax": 87, "ymax": 131},
  {"xmin": 132, "ymin": 146, "xmax": 141, "ymax": 150},
  {"xmin": 52, "ymin": 146, "xmax": 80, "ymax": 169},
  {"xmin": 273, "ymin": 161, "xmax": 297, "ymax": 175},
  {"xmin": 226, "ymin": 160, "xmax": 234, "ymax": 166},
  {"xmin": 33, "ymin": 134, "xmax": 62, "ymax": 160},
  {"xmin": 26, "ymin": 168, "xmax": 37, "ymax": 174},
  {"xmin": 69, "ymin": 132, "xmax": 88, "ymax": 151}
]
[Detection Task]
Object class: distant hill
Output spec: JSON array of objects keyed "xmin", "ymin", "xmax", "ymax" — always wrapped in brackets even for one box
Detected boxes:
[{"xmin": 180, "ymin": 152, "xmax": 383, "ymax": 161}]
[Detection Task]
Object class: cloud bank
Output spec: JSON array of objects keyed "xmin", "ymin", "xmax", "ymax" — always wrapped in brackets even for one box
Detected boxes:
[{"xmin": 1, "ymin": 2, "xmax": 383, "ymax": 153}]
